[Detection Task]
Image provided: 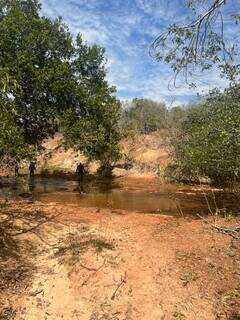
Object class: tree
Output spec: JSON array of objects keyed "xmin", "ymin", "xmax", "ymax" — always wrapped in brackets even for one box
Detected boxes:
[
  {"xmin": 0, "ymin": 0, "xmax": 74, "ymax": 146},
  {"xmin": 0, "ymin": 0, "xmax": 122, "ymax": 170},
  {"xmin": 61, "ymin": 36, "xmax": 122, "ymax": 170},
  {"xmin": 0, "ymin": 65, "xmax": 34, "ymax": 167},
  {"xmin": 121, "ymin": 98, "xmax": 168, "ymax": 133},
  {"xmin": 172, "ymin": 84, "xmax": 240, "ymax": 184},
  {"xmin": 62, "ymin": 97, "xmax": 122, "ymax": 170},
  {"xmin": 151, "ymin": 0, "xmax": 240, "ymax": 86},
  {"xmin": 168, "ymin": 106, "xmax": 189, "ymax": 129}
]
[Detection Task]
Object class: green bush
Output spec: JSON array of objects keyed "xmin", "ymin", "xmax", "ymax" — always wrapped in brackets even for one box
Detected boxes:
[{"xmin": 172, "ymin": 86, "xmax": 240, "ymax": 185}]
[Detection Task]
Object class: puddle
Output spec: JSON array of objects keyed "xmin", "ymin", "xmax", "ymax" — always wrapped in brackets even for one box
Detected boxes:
[{"xmin": 0, "ymin": 176, "xmax": 239, "ymax": 217}]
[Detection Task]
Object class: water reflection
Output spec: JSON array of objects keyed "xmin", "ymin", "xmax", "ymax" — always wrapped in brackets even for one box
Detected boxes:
[
  {"xmin": 0, "ymin": 176, "xmax": 239, "ymax": 217},
  {"xmin": 74, "ymin": 179, "xmax": 85, "ymax": 194},
  {"xmin": 28, "ymin": 177, "xmax": 36, "ymax": 192}
]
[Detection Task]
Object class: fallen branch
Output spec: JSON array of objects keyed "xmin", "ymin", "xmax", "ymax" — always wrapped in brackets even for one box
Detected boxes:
[
  {"xmin": 197, "ymin": 214, "xmax": 240, "ymax": 239},
  {"xmin": 79, "ymin": 263, "xmax": 97, "ymax": 272},
  {"xmin": 29, "ymin": 289, "xmax": 43, "ymax": 297},
  {"xmin": 81, "ymin": 258, "xmax": 106, "ymax": 286},
  {"xmin": 111, "ymin": 271, "xmax": 127, "ymax": 300}
]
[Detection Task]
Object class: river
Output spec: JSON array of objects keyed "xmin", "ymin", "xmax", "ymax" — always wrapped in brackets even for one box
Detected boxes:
[{"xmin": 0, "ymin": 176, "xmax": 239, "ymax": 217}]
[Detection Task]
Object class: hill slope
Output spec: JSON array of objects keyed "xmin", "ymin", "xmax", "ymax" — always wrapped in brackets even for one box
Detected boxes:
[{"xmin": 37, "ymin": 131, "xmax": 170, "ymax": 177}]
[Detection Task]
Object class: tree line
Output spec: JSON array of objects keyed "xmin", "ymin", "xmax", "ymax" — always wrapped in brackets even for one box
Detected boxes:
[{"xmin": 120, "ymin": 98, "xmax": 189, "ymax": 134}]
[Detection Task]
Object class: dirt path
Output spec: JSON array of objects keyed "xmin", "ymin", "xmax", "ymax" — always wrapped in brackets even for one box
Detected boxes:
[{"xmin": 1, "ymin": 201, "xmax": 240, "ymax": 320}]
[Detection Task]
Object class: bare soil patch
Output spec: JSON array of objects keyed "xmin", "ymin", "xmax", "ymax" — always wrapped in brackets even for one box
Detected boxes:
[{"xmin": 0, "ymin": 199, "xmax": 239, "ymax": 319}]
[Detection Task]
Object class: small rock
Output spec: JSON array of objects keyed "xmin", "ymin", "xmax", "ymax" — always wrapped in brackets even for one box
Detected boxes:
[{"xmin": 227, "ymin": 251, "xmax": 236, "ymax": 257}]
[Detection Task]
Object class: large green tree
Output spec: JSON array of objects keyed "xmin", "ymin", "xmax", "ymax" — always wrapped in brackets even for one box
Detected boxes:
[
  {"xmin": 0, "ymin": 0, "xmax": 122, "ymax": 168},
  {"xmin": 0, "ymin": 64, "xmax": 34, "ymax": 165},
  {"xmin": 61, "ymin": 35, "xmax": 122, "ymax": 169},
  {"xmin": 0, "ymin": 0, "xmax": 75, "ymax": 145},
  {"xmin": 0, "ymin": 103, "xmax": 34, "ymax": 167}
]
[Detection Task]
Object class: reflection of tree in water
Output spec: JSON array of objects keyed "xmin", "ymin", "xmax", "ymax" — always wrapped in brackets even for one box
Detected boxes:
[
  {"xmin": 97, "ymin": 178, "xmax": 120, "ymax": 210},
  {"xmin": 12, "ymin": 177, "xmax": 18, "ymax": 191},
  {"xmin": 28, "ymin": 177, "xmax": 35, "ymax": 193},
  {"xmin": 98, "ymin": 177, "xmax": 119, "ymax": 193},
  {"xmin": 42, "ymin": 178, "xmax": 48, "ymax": 193},
  {"xmin": 76, "ymin": 179, "xmax": 85, "ymax": 194}
]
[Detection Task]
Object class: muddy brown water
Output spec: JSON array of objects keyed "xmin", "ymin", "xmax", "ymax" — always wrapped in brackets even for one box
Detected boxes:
[{"xmin": 0, "ymin": 176, "xmax": 239, "ymax": 217}]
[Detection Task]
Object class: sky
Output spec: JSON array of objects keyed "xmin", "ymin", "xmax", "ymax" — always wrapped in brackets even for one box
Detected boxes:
[{"xmin": 40, "ymin": 0, "xmax": 232, "ymax": 106}]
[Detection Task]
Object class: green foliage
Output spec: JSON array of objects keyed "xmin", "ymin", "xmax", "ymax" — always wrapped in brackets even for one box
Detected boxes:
[
  {"xmin": 0, "ymin": 0, "xmax": 74, "ymax": 145},
  {"xmin": 0, "ymin": 62, "xmax": 34, "ymax": 165},
  {"xmin": 61, "ymin": 35, "xmax": 122, "ymax": 166},
  {"xmin": 0, "ymin": 0, "xmax": 122, "ymax": 169},
  {"xmin": 0, "ymin": 102, "xmax": 35, "ymax": 165},
  {"xmin": 172, "ymin": 85, "xmax": 240, "ymax": 184},
  {"xmin": 121, "ymin": 98, "xmax": 168, "ymax": 133},
  {"xmin": 168, "ymin": 106, "xmax": 189, "ymax": 129},
  {"xmin": 62, "ymin": 96, "xmax": 122, "ymax": 166},
  {"xmin": 121, "ymin": 99, "xmax": 189, "ymax": 134},
  {"xmin": 151, "ymin": 0, "xmax": 240, "ymax": 86}
]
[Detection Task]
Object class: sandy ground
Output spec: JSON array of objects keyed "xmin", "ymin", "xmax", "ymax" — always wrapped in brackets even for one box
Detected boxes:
[{"xmin": 0, "ymin": 199, "xmax": 240, "ymax": 320}]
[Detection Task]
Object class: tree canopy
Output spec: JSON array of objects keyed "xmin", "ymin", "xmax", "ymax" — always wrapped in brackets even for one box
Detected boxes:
[
  {"xmin": 0, "ymin": 0, "xmax": 122, "ymax": 167},
  {"xmin": 121, "ymin": 99, "xmax": 168, "ymax": 134},
  {"xmin": 151, "ymin": 0, "xmax": 240, "ymax": 86},
  {"xmin": 0, "ymin": 0, "xmax": 75, "ymax": 145},
  {"xmin": 121, "ymin": 98, "xmax": 189, "ymax": 134}
]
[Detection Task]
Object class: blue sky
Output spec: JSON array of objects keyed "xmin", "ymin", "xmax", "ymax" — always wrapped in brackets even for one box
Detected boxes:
[{"xmin": 40, "ymin": 0, "xmax": 231, "ymax": 106}]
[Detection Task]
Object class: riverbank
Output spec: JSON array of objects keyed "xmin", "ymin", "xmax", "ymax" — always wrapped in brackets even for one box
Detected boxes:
[
  {"xmin": 27, "ymin": 132, "xmax": 170, "ymax": 178},
  {"xmin": 0, "ymin": 199, "xmax": 239, "ymax": 319}
]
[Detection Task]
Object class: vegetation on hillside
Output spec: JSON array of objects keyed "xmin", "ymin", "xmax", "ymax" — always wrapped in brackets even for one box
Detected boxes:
[
  {"xmin": 121, "ymin": 99, "xmax": 168, "ymax": 133},
  {"xmin": 121, "ymin": 98, "xmax": 189, "ymax": 134}
]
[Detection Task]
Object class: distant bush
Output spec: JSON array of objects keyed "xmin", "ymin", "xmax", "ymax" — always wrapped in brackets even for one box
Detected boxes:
[
  {"xmin": 121, "ymin": 98, "xmax": 168, "ymax": 134},
  {"xmin": 121, "ymin": 98, "xmax": 189, "ymax": 134}
]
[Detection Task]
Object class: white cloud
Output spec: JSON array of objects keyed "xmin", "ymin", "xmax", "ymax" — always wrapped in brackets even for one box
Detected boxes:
[{"xmin": 40, "ymin": 0, "xmax": 232, "ymax": 106}]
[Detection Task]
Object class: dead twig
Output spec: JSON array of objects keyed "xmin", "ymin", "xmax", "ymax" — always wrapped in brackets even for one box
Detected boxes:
[
  {"xmin": 29, "ymin": 289, "xmax": 43, "ymax": 296},
  {"xmin": 81, "ymin": 258, "xmax": 106, "ymax": 286},
  {"xmin": 11, "ymin": 211, "xmax": 63, "ymax": 236},
  {"xmin": 111, "ymin": 272, "xmax": 127, "ymax": 300},
  {"xmin": 79, "ymin": 263, "xmax": 97, "ymax": 272},
  {"xmin": 197, "ymin": 214, "xmax": 240, "ymax": 239}
]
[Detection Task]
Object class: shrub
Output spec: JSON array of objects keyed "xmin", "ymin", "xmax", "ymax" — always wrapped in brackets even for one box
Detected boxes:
[{"xmin": 172, "ymin": 86, "xmax": 240, "ymax": 185}]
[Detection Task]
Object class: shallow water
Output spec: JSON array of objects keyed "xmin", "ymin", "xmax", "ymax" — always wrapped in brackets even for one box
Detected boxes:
[{"xmin": 0, "ymin": 176, "xmax": 239, "ymax": 216}]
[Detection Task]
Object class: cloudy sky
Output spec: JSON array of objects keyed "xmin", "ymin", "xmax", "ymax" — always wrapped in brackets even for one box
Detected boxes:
[{"xmin": 41, "ymin": 0, "xmax": 231, "ymax": 105}]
